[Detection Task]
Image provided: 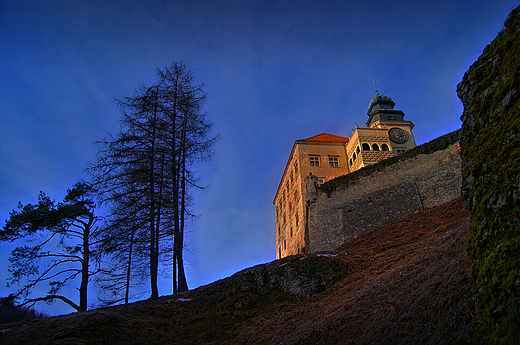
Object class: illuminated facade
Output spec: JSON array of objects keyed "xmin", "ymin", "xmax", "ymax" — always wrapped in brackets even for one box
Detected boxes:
[{"xmin": 274, "ymin": 92, "xmax": 416, "ymax": 258}]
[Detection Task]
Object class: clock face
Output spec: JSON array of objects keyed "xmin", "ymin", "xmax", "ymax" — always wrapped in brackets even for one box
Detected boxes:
[{"xmin": 389, "ymin": 128, "xmax": 409, "ymax": 144}]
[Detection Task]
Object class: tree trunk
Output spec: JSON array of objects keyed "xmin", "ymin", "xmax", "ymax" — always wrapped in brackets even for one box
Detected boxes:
[
  {"xmin": 79, "ymin": 215, "xmax": 93, "ymax": 311},
  {"xmin": 149, "ymin": 90, "xmax": 159, "ymax": 300},
  {"xmin": 177, "ymin": 111, "xmax": 189, "ymax": 293},
  {"xmin": 170, "ymin": 74, "xmax": 180, "ymax": 294},
  {"xmin": 125, "ymin": 217, "xmax": 136, "ymax": 305}
]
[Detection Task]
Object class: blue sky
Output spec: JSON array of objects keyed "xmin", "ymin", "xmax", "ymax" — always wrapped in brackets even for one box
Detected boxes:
[{"xmin": 1, "ymin": 1, "xmax": 518, "ymax": 315}]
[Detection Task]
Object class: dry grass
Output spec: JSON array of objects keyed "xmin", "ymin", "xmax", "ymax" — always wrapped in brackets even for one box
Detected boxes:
[{"xmin": 0, "ymin": 197, "xmax": 473, "ymax": 345}]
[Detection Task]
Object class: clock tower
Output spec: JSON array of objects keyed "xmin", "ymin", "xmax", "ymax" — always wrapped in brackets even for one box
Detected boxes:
[
  {"xmin": 366, "ymin": 91, "xmax": 416, "ymax": 152},
  {"xmin": 345, "ymin": 91, "xmax": 417, "ymax": 172}
]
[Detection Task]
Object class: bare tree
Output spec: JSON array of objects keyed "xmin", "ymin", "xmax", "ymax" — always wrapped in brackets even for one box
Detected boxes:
[{"xmin": 89, "ymin": 61, "xmax": 217, "ymax": 300}]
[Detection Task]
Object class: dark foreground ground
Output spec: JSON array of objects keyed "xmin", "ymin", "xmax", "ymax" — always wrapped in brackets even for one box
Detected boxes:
[{"xmin": 0, "ymin": 197, "xmax": 474, "ymax": 344}]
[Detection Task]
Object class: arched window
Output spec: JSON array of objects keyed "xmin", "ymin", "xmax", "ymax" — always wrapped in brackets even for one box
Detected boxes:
[
  {"xmin": 353, "ymin": 152, "xmax": 357, "ymax": 161},
  {"xmin": 349, "ymin": 158, "xmax": 352, "ymax": 166},
  {"xmin": 372, "ymin": 144, "xmax": 380, "ymax": 151},
  {"xmin": 382, "ymin": 144, "xmax": 389, "ymax": 151},
  {"xmin": 362, "ymin": 143, "xmax": 370, "ymax": 150},
  {"xmin": 356, "ymin": 146, "xmax": 360, "ymax": 154}
]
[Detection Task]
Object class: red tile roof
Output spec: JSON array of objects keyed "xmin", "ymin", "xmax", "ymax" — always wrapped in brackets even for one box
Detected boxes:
[{"xmin": 299, "ymin": 133, "xmax": 349, "ymax": 143}]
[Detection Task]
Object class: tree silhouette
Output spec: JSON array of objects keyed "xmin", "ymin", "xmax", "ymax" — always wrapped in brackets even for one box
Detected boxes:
[
  {"xmin": 1, "ymin": 182, "xmax": 100, "ymax": 312},
  {"xmin": 89, "ymin": 61, "xmax": 217, "ymax": 300}
]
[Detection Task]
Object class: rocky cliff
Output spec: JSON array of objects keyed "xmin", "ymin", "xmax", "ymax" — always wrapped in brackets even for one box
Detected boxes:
[{"xmin": 457, "ymin": 5, "xmax": 520, "ymax": 344}]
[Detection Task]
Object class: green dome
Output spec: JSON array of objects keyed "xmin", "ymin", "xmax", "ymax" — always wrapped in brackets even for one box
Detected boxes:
[{"xmin": 368, "ymin": 93, "xmax": 393, "ymax": 111}]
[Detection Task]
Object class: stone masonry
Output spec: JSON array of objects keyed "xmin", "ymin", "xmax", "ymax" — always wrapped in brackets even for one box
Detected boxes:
[{"xmin": 307, "ymin": 143, "xmax": 462, "ymax": 253}]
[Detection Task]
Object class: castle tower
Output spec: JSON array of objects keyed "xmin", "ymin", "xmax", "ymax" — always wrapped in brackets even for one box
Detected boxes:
[{"xmin": 346, "ymin": 92, "xmax": 417, "ymax": 172}]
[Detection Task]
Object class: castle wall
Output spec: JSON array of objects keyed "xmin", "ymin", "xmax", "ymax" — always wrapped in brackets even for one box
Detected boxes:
[{"xmin": 308, "ymin": 143, "xmax": 462, "ymax": 253}]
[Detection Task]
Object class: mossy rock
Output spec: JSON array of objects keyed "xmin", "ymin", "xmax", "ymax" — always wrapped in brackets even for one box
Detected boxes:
[{"xmin": 457, "ymin": 5, "xmax": 520, "ymax": 344}]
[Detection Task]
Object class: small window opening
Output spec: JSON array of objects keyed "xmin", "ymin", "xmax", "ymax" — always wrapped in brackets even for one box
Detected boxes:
[{"xmin": 310, "ymin": 156, "xmax": 320, "ymax": 167}]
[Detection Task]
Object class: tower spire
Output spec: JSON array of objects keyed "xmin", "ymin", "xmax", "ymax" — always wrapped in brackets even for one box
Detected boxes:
[{"xmin": 373, "ymin": 80, "xmax": 379, "ymax": 94}]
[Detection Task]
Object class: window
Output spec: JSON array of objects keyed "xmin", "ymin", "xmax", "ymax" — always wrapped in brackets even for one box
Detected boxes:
[
  {"xmin": 362, "ymin": 143, "xmax": 370, "ymax": 150},
  {"xmin": 372, "ymin": 144, "xmax": 380, "ymax": 151},
  {"xmin": 329, "ymin": 157, "xmax": 339, "ymax": 167},
  {"xmin": 318, "ymin": 179, "xmax": 324, "ymax": 185},
  {"xmin": 294, "ymin": 161, "xmax": 298, "ymax": 173},
  {"xmin": 382, "ymin": 144, "xmax": 389, "ymax": 151},
  {"xmin": 356, "ymin": 146, "xmax": 360, "ymax": 154},
  {"xmin": 295, "ymin": 212, "xmax": 299, "ymax": 227},
  {"xmin": 388, "ymin": 116, "xmax": 395, "ymax": 120},
  {"xmin": 310, "ymin": 156, "xmax": 320, "ymax": 167},
  {"xmin": 396, "ymin": 149, "xmax": 406, "ymax": 154}
]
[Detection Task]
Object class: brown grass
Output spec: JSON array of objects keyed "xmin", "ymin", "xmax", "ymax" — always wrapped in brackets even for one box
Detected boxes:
[{"xmin": 0, "ymin": 197, "xmax": 474, "ymax": 345}]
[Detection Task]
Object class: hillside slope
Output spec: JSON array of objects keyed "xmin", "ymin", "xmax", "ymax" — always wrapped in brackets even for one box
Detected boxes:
[{"xmin": 0, "ymin": 197, "xmax": 473, "ymax": 344}]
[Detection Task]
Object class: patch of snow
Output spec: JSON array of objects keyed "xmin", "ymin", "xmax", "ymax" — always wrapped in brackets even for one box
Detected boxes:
[{"xmin": 168, "ymin": 298, "xmax": 192, "ymax": 303}]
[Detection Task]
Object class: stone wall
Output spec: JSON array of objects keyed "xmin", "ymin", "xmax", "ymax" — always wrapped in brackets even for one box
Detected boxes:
[{"xmin": 308, "ymin": 142, "xmax": 462, "ymax": 253}]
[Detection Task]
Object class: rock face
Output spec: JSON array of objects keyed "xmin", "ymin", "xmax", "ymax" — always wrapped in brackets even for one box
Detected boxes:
[
  {"xmin": 207, "ymin": 254, "xmax": 352, "ymax": 311},
  {"xmin": 457, "ymin": 5, "xmax": 520, "ymax": 343}
]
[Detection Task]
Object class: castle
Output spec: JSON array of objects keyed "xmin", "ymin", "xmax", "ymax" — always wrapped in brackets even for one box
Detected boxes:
[{"xmin": 274, "ymin": 91, "xmax": 418, "ymax": 259}]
